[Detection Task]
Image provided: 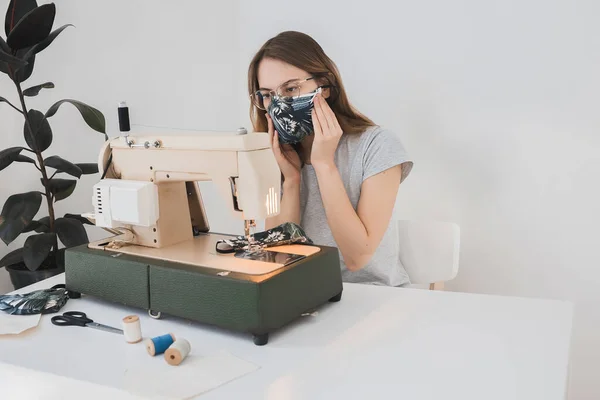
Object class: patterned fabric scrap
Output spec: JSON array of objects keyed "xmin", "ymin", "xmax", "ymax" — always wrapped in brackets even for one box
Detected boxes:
[
  {"xmin": 215, "ymin": 222, "xmax": 313, "ymax": 253},
  {"xmin": 0, "ymin": 285, "xmax": 69, "ymax": 315}
]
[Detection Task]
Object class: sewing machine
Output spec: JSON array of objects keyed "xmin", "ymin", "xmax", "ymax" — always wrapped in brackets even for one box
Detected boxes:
[{"xmin": 64, "ymin": 129, "xmax": 343, "ymax": 345}]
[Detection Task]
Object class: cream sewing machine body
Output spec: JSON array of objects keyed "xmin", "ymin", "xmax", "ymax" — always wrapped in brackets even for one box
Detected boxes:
[
  {"xmin": 64, "ymin": 129, "xmax": 343, "ymax": 345},
  {"xmin": 92, "ymin": 129, "xmax": 280, "ymax": 238}
]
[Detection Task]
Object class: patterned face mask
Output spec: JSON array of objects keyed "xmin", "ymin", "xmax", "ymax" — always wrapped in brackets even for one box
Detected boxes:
[{"xmin": 267, "ymin": 88, "xmax": 321, "ymax": 145}]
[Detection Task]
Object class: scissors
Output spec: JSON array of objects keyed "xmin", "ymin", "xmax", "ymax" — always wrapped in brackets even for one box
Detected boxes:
[{"xmin": 51, "ymin": 311, "xmax": 123, "ymax": 335}]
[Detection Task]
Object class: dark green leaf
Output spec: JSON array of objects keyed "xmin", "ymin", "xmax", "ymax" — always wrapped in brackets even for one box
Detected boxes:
[
  {"xmin": 0, "ymin": 35, "xmax": 9, "ymax": 53},
  {"xmin": 0, "ymin": 191, "xmax": 42, "ymax": 245},
  {"xmin": 13, "ymin": 48, "xmax": 34, "ymax": 82},
  {"xmin": 25, "ymin": 109, "xmax": 52, "ymax": 151},
  {"xmin": 15, "ymin": 154, "xmax": 35, "ymax": 164},
  {"xmin": 6, "ymin": 4, "xmax": 55, "ymax": 50},
  {"xmin": 35, "ymin": 216, "xmax": 50, "ymax": 232},
  {"xmin": 64, "ymin": 213, "xmax": 94, "ymax": 226},
  {"xmin": 0, "ymin": 35, "xmax": 19, "ymax": 76},
  {"xmin": 0, "ymin": 48, "xmax": 28, "ymax": 68},
  {"xmin": 75, "ymin": 163, "xmax": 98, "ymax": 175},
  {"xmin": 0, "ymin": 146, "xmax": 25, "ymax": 171},
  {"xmin": 22, "ymin": 24, "xmax": 72, "ymax": 60},
  {"xmin": 44, "ymin": 156, "xmax": 82, "ymax": 178},
  {"xmin": 55, "ymin": 217, "xmax": 88, "ymax": 247},
  {"xmin": 46, "ymin": 178, "xmax": 76, "ymax": 202},
  {"xmin": 23, "ymin": 219, "xmax": 46, "ymax": 233},
  {"xmin": 23, "ymin": 232, "xmax": 55, "ymax": 271},
  {"xmin": 5, "ymin": 0, "xmax": 37, "ymax": 36},
  {"xmin": 0, "ymin": 247, "xmax": 24, "ymax": 268},
  {"xmin": 0, "ymin": 47, "xmax": 31, "ymax": 80},
  {"xmin": 23, "ymin": 81, "xmax": 54, "ymax": 97},
  {"xmin": 45, "ymin": 99, "xmax": 106, "ymax": 134}
]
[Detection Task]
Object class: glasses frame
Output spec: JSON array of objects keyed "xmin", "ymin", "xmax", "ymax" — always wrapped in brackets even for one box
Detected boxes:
[{"xmin": 250, "ymin": 76, "xmax": 333, "ymax": 111}]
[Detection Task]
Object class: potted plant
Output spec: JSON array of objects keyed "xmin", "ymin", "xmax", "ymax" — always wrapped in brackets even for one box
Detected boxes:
[{"xmin": 0, "ymin": 1, "xmax": 106, "ymax": 290}]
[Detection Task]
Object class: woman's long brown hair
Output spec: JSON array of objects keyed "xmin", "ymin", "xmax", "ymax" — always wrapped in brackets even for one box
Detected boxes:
[{"xmin": 248, "ymin": 31, "xmax": 375, "ymax": 135}]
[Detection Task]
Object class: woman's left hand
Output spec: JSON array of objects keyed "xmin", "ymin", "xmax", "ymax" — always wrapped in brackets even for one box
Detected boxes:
[{"xmin": 310, "ymin": 93, "xmax": 342, "ymax": 168}]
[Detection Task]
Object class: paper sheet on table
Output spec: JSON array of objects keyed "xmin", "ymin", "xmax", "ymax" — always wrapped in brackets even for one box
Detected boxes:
[
  {"xmin": 124, "ymin": 350, "xmax": 260, "ymax": 399},
  {"xmin": 0, "ymin": 312, "xmax": 41, "ymax": 335}
]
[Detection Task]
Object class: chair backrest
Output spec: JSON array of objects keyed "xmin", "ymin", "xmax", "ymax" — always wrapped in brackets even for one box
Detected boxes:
[{"xmin": 397, "ymin": 220, "xmax": 460, "ymax": 285}]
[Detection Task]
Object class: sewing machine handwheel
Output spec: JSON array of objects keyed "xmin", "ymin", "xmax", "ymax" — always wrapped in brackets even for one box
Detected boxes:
[
  {"xmin": 148, "ymin": 310, "xmax": 162, "ymax": 319},
  {"xmin": 329, "ymin": 291, "xmax": 342, "ymax": 302},
  {"xmin": 253, "ymin": 333, "xmax": 269, "ymax": 346}
]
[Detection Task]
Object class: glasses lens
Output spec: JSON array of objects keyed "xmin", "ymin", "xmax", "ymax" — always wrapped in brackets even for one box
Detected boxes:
[
  {"xmin": 277, "ymin": 81, "xmax": 302, "ymax": 101},
  {"xmin": 253, "ymin": 79, "xmax": 309, "ymax": 109},
  {"xmin": 252, "ymin": 91, "xmax": 271, "ymax": 110}
]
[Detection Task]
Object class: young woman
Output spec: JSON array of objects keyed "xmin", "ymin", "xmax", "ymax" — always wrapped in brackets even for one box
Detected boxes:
[{"xmin": 247, "ymin": 31, "xmax": 414, "ymax": 287}]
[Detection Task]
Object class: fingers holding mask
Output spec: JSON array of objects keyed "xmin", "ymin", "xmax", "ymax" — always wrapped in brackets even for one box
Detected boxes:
[
  {"xmin": 267, "ymin": 114, "xmax": 281, "ymax": 153},
  {"xmin": 317, "ymin": 94, "xmax": 340, "ymax": 136},
  {"xmin": 311, "ymin": 106, "xmax": 323, "ymax": 138},
  {"xmin": 313, "ymin": 95, "xmax": 330, "ymax": 134},
  {"xmin": 322, "ymin": 94, "xmax": 341, "ymax": 133},
  {"xmin": 267, "ymin": 113, "xmax": 275, "ymax": 136}
]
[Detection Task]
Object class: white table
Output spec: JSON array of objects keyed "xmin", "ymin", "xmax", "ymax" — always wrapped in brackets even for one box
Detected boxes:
[{"xmin": 0, "ymin": 274, "xmax": 572, "ymax": 400}]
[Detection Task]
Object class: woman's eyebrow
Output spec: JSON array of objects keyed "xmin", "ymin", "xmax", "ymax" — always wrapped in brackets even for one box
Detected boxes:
[{"xmin": 258, "ymin": 78, "xmax": 299, "ymax": 91}]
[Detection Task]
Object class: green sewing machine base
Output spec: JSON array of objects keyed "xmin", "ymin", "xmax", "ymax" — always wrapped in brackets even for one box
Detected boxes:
[{"xmin": 64, "ymin": 241, "xmax": 343, "ymax": 345}]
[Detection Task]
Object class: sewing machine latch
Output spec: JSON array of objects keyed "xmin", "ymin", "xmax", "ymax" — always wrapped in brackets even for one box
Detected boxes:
[
  {"xmin": 229, "ymin": 177, "xmax": 242, "ymax": 212},
  {"xmin": 228, "ymin": 176, "xmax": 257, "ymax": 239}
]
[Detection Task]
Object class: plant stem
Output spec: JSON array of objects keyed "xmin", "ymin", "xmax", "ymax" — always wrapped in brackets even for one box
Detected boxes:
[
  {"xmin": 14, "ymin": 79, "xmax": 59, "ymax": 263},
  {"xmin": 2, "ymin": 98, "xmax": 23, "ymax": 114}
]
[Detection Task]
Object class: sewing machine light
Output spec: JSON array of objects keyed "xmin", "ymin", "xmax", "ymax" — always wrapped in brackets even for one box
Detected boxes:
[{"xmin": 265, "ymin": 187, "xmax": 279, "ymax": 216}]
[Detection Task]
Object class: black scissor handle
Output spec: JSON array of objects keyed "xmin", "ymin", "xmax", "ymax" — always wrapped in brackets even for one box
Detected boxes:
[
  {"xmin": 51, "ymin": 311, "xmax": 92, "ymax": 327},
  {"xmin": 63, "ymin": 311, "xmax": 87, "ymax": 319},
  {"xmin": 51, "ymin": 315, "xmax": 84, "ymax": 326}
]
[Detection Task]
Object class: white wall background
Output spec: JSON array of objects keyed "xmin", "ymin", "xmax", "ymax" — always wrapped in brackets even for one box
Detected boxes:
[{"xmin": 0, "ymin": 0, "xmax": 598, "ymax": 398}]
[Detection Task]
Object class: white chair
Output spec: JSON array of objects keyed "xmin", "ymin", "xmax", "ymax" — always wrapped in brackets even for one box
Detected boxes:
[{"xmin": 397, "ymin": 220, "xmax": 460, "ymax": 290}]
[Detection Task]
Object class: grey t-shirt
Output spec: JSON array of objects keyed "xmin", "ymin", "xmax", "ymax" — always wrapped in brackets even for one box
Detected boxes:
[{"xmin": 299, "ymin": 125, "xmax": 414, "ymax": 287}]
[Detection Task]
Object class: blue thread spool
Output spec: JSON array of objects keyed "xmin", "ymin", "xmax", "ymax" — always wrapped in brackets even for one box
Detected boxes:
[{"xmin": 145, "ymin": 333, "xmax": 175, "ymax": 356}]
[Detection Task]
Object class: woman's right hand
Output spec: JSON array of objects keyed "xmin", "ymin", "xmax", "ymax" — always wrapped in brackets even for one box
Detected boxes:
[{"xmin": 268, "ymin": 114, "xmax": 301, "ymax": 183}]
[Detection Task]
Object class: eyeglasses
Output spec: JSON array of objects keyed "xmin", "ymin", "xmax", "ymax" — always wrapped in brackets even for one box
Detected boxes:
[{"xmin": 251, "ymin": 76, "xmax": 330, "ymax": 111}]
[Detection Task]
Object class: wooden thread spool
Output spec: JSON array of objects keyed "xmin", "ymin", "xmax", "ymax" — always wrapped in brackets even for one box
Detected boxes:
[
  {"xmin": 146, "ymin": 333, "xmax": 175, "ymax": 356},
  {"xmin": 164, "ymin": 338, "xmax": 191, "ymax": 366},
  {"xmin": 122, "ymin": 315, "xmax": 142, "ymax": 344}
]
